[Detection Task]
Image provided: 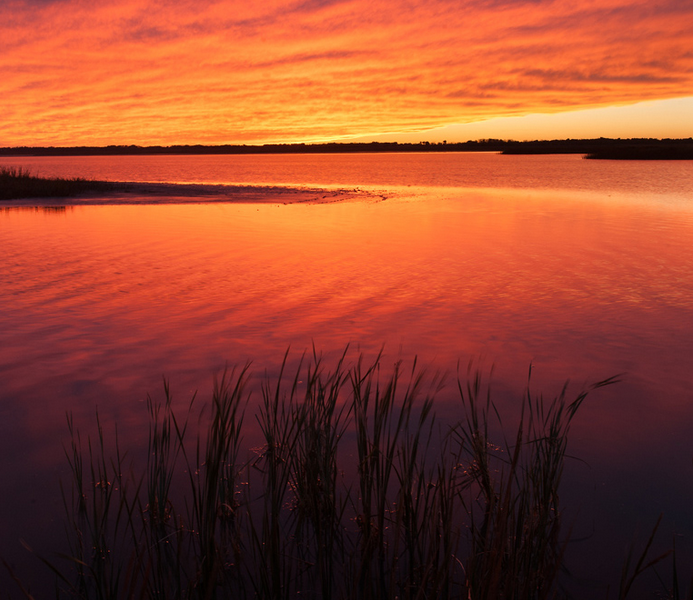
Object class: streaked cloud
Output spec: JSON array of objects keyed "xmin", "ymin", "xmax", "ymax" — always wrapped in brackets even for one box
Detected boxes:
[{"xmin": 1, "ymin": 0, "xmax": 692, "ymax": 145}]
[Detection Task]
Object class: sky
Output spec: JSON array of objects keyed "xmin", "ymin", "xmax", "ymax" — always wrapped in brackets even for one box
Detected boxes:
[{"xmin": 1, "ymin": 0, "xmax": 692, "ymax": 146}]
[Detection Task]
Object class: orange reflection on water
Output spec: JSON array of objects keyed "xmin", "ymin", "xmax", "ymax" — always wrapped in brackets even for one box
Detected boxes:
[
  {"xmin": 2, "ymin": 189, "xmax": 693, "ymax": 595},
  {"xmin": 3, "ymin": 189, "xmax": 692, "ymax": 440}
]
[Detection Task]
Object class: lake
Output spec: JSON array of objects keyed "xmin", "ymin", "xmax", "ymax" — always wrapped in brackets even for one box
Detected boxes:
[{"xmin": 1, "ymin": 152, "xmax": 693, "ymax": 598}]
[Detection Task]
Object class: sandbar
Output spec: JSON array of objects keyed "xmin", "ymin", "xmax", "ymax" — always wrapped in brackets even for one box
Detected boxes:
[{"xmin": 1, "ymin": 181, "xmax": 380, "ymax": 206}]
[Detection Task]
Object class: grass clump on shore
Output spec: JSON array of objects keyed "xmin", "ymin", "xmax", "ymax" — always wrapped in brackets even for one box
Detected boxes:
[
  {"xmin": 28, "ymin": 350, "xmax": 625, "ymax": 599},
  {"xmin": 0, "ymin": 166, "xmax": 115, "ymax": 200}
]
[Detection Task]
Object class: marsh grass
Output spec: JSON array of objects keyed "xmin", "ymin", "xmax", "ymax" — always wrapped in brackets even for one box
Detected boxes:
[
  {"xmin": 454, "ymin": 365, "xmax": 619, "ymax": 600},
  {"xmin": 33, "ymin": 350, "xmax": 625, "ymax": 599},
  {"xmin": 0, "ymin": 166, "xmax": 115, "ymax": 200}
]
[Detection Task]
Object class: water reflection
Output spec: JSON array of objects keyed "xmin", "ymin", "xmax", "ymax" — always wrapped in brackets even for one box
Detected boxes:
[
  {"xmin": 1, "ymin": 187, "xmax": 693, "ymax": 597},
  {"xmin": 2, "ymin": 152, "xmax": 693, "ymax": 201}
]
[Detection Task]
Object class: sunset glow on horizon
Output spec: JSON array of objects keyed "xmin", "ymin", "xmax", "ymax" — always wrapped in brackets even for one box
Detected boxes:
[{"xmin": 2, "ymin": 0, "xmax": 693, "ymax": 147}]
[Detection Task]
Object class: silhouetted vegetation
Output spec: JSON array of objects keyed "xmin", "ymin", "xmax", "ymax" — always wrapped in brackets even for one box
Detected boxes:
[
  {"xmin": 584, "ymin": 142, "xmax": 693, "ymax": 160},
  {"xmin": 0, "ymin": 166, "xmax": 115, "ymax": 200},
  {"xmin": 8, "ymin": 350, "xmax": 665, "ymax": 600},
  {"xmin": 0, "ymin": 140, "xmax": 510, "ymax": 156},
  {"xmin": 1, "ymin": 138, "xmax": 692, "ymax": 158},
  {"xmin": 503, "ymin": 138, "xmax": 693, "ymax": 159}
]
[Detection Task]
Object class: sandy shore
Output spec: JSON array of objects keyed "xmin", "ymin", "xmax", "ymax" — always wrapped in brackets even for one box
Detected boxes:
[{"xmin": 1, "ymin": 182, "xmax": 381, "ymax": 206}]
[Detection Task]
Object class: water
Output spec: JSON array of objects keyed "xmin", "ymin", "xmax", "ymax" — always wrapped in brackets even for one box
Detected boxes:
[
  {"xmin": 1, "ymin": 153, "xmax": 693, "ymax": 597},
  {"xmin": 7, "ymin": 152, "xmax": 693, "ymax": 200}
]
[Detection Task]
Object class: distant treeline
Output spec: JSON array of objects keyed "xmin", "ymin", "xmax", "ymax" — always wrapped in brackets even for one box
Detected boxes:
[
  {"xmin": 0, "ymin": 140, "xmax": 518, "ymax": 156},
  {"xmin": 501, "ymin": 138, "xmax": 693, "ymax": 159},
  {"xmin": 1, "ymin": 138, "xmax": 692, "ymax": 158}
]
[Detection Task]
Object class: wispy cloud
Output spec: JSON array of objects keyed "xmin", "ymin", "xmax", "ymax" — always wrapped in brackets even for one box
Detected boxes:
[{"xmin": 1, "ymin": 0, "xmax": 692, "ymax": 144}]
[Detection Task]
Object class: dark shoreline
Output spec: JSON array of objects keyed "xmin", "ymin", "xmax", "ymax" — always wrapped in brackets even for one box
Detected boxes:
[
  {"xmin": 1, "ymin": 179, "xmax": 377, "ymax": 205},
  {"xmin": 1, "ymin": 138, "xmax": 692, "ymax": 159},
  {"xmin": 1, "ymin": 164, "xmax": 380, "ymax": 203}
]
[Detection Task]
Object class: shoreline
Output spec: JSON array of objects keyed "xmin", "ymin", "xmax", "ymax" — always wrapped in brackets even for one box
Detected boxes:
[
  {"xmin": 0, "ymin": 181, "xmax": 379, "ymax": 206},
  {"xmin": 2, "ymin": 138, "xmax": 692, "ymax": 158}
]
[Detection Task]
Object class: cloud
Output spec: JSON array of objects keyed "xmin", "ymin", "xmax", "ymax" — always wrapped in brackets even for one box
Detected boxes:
[{"xmin": 1, "ymin": 0, "xmax": 692, "ymax": 145}]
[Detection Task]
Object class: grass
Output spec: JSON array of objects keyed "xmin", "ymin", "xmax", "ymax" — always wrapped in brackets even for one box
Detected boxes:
[
  {"xmin": 0, "ymin": 166, "xmax": 116, "ymax": 200},
  {"xmin": 12, "ymin": 349, "xmax": 673, "ymax": 599}
]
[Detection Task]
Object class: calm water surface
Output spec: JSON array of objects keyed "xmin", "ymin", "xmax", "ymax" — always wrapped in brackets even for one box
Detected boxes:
[
  {"xmin": 1, "ymin": 153, "xmax": 692, "ymax": 597},
  {"xmin": 6, "ymin": 151, "xmax": 693, "ymax": 199}
]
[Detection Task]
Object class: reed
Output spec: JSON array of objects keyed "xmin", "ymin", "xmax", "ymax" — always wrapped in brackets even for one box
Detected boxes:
[
  {"xmin": 288, "ymin": 347, "xmax": 352, "ymax": 598},
  {"xmin": 26, "ymin": 349, "xmax": 635, "ymax": 599},
  {"xmin": 0, "ymin": 166, "xmax": 115, "ymax": 200},
  {"xmin": 453, "ymin": 364, "xmax": 620, "ymax": 600}
]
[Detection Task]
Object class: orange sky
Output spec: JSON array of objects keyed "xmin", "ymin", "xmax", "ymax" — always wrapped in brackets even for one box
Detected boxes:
[{"xmin": 2, "ymin": 0, "xmax": 692, "ymax": 146}]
